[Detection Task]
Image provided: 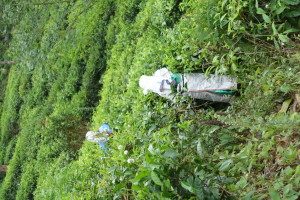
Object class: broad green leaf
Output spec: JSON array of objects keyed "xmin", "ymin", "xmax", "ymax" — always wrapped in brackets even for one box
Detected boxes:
[
  {"xmin": 145, "ymin": 153, "xmax": 155, "ymax": 164},
  {"xmin": 208, "ymin": 126, "xmax": 219, "ymax": 134},
  {"xmin": 244, "ymin": 191, "xmax": 255, "ymax": 200},
  {"xmin": 163, "ymin": 179, "xmax": 171, "ymax": 189},
  {"xmin": 275, "ymin": 6, "xmax": 286, "ymax": 14},
  {"xmin": 148, "ymin": 125, "xmax": 156, "ymax": 135},
  {"xmin": 232, "ymin": 62, "xmax": 238, "ymax": 71},
  {"xmin": 148, "ymin": 144, "xmax": 155, "ymax": 154},
  {"xmin": 278, "ymin": 34, "xmax": 290, "ymax": 42},
  {"xmin": 132, "ymin": 171, "xmax": 150, "ymax": 185},
  {"xmin": 212, "ymin": 55, "xmax": 220, "ymax": 65},
  {"xmin": 222, "ymin": 0, "xmax": 228, "ymax": 8},
  {"xmin": 113, "ymin": 183, "xmax": 126, "ymax": 192},
  {"xmin": 283, "ymin": 184, "xmax": 295, "ymax": 198},
  {"xmin": 257, "ymin": 8, "xmax": 266, "ymax": 14},
  {"xmin": 278, "ymin": 99, "xmax": 292, "ymax": 113},
  {"xmin": 220, "ymin": 14, "xmax": 227, "ymax": 22},
  {"xmin": 151, "ymin": 171, "xmax": 163, "ymax": 186},
  {"xmin": 255, "ymin": 0, "xmax": 259, "ymax": 9},
  {"xmin": 220, "ymin": 134, "xmax": 235, "ymax": 145},
  {"xmin": 262, "ymin": 14, "xmax": 271, "ymax": 23},
  {"xmin": 273, "ymin": 37, "xmax": 280, "ymax": 49},
  {"xmin": 197, "ymin": 140, "xmax": 203, "ymax": 157},
  {"xmin": 199, "ymin": 30, "xmax": 211, "ymax": 43},
  {"xmin": 131, "ymin": 185, "xmax": 141, "ymax": 191},
  {"xmin": 269, "ymin": 188, "xmax": 280, "ymax": 200},
  {"xmin": 235, "ymin": 176, "xmax": 247, "ymax": 188},
  {"xmin": 163, "ymin": 149, "xmax": 179, "ymax": 158},
  {"xmin": 219, "ymin": 159, "xmax": 232, "ymax": 171},
  {"xmin": 272, "ymin": 22, "xmax": 278, "ymax": 34},
  {"xmin": 290, "ymin": 112, "xmax": 300, "ymax": 121},
  {"xmin": 194, "ymin": 178, "xmax": 205, "ymax": 200},
  {"xmin": 283, "ymin": 0, "xmax": 300, "ymax": 5},
  {"xmin": 283, "ymin": 28, "xmax": 300, "ymax": 34},
  {"xmin": 181, "ymin": 181, "xmax": 195, "ymax": 193},
  {"xmin": 285, "ymin": 7, "xmax": 300, "ymax": 17}
]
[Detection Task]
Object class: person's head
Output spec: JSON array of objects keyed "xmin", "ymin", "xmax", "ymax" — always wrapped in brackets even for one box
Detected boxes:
[{"xmin": 99, "ymin": 123, "xmax": 112, "ymax": 133}]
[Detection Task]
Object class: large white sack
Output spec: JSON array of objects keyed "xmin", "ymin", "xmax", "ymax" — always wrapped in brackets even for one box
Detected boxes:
[
  {"xmin": 139, "ymin": 68, "xmax": 237, "ymax": 102},
  {"xmin": 183, "ymin": 73, "xmax": 237, "ymax": 102}
]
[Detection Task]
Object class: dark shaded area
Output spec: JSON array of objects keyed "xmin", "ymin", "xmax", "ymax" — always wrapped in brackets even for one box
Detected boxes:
[{"xmin": 167, "ymin": 0, "xmax": 185, "ymax": 28}]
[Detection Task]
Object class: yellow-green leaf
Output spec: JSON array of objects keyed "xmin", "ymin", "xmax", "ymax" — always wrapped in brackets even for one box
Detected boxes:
[{"xmin": 278, "ymin": 99, "xmax": 292, "ymax": 114}]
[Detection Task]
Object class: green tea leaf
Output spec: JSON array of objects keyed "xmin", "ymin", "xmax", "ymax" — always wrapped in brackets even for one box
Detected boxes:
[
  {"xmin": 194, "ymin": 178, "xmax": 205, "ymax": 200},
  {"xmin": 283, "ymin": 0, "xmax": 300, "ymax": 5},
  {"xmin": 278, "ymin": 99, "xmax": 292, "ymax": 113},
  {"xmin": 235, "ymin": 176, "xmax": 247, "ymax": 188},
  {"xmin": 181, "ymin": 181, "xmax": 195, "ymax": 193},
  {"xmin": 262, "ymin": 14, "xmax": 271, "ymax": 23},
  {"xmin": 269, "ymin": 188, "xmax": 280, "ymax": 200},
  {"xmin": 283, "ymin": 28, "xmax": 300, "ymax": 34},
  {"xmin": 151, "ymin": 171, "xmax": 163, "ymax": 186},
  {"xmin": 219, "ymin": 159, "xmax": 232, "ymax": 171},
  {"xmin": 148, "ymin": 144, "xmax": 155, "ymax": 154},
  {"xmin": 272, "ymin": 22, "xmax": 278, "ymax": 34},
  {"xmin": 278, "ymin": 34, "xmax": 289, "ymax": 42},
  {"xmin": 275, "ymin": 6, "xmax": 286, "ymax": 14},
  {"xmin": 257, "ymin": 8, "xmax": 266, "ymax": 14},
  {"xmin": 163, "ymin": 149, "xmax": 179, "ymax": 158},
  {"xmin": 132, "ymin": 171, "xmax": 150, "ymax": 185},
  {"xmin": 285, "ymin": 7, "xmax": 300, "ymax": 17},
  {"xmin": 197, "ymin": 140, "xmax": 203, "ymax": 157},
  {"xmin": 113, "ymin": 183, "xmax": 126, "ymax": 193}
]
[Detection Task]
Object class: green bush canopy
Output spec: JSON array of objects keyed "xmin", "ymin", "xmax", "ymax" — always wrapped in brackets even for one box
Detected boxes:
[{"xmin": 0, "ymin": 0, "xmax": 299, "ymax": 199}]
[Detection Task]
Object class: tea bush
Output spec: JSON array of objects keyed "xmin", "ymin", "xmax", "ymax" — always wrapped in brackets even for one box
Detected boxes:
[{"xmin": 0, "ymin": 0, "xmax": 299, "ymax": 199}]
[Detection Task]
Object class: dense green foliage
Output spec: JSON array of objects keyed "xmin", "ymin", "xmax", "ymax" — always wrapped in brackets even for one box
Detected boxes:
[{"xmin": 0, "ymin": 0, "xmax": 299, "ymax": 199}]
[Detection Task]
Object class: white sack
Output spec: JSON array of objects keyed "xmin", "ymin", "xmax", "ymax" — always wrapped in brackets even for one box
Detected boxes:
[
  {"xmin": 139, "ymin": 68, "xmax": 237, "ymax": 102},
  {"xmin": 139, "ymin": 68, "xmax": 174, "ymax": 99},
  {"xmin": 85, "ymin": 131, "xmax": 107, "ymax": 143},
  {"xmin": 183, "ymin": 73, "xmax": 237, "ymax": 102}
]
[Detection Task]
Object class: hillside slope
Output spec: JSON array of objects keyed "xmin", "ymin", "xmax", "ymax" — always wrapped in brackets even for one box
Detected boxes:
[{"xmin": 0, "ymin": 0, "xmax": 299, "ymax": 199}]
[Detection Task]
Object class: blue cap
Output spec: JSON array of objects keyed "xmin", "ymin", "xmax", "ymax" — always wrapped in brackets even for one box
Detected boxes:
[{"xmin": 98, "ymin": 123, "xmax": 112, "ymax": 133}]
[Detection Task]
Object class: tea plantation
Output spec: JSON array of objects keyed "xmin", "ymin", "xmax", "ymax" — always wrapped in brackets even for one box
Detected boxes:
[{"xmin": 0, "ymin": 0, "xmax": 299, "ymax": 199}]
